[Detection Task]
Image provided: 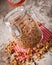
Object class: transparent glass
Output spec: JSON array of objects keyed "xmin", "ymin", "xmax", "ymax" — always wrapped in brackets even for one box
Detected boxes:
[{"xmin": 4, "ymin": 6, "xmax": 43, "ymax": 49}]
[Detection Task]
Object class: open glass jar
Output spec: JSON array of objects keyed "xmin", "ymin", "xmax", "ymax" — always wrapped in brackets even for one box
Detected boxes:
[{"xmin": 4, "ymin": 6, "xmax": 43, "ymax": 49}]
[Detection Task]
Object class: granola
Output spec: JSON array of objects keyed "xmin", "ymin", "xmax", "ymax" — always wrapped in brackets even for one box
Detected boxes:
[
  {"xmin": 10, "ymin": 15, "xmax": 42, "ymax": 49},
  {"xmin": 5, "ymin": 35, "xmax": 52, "ymax": 65}
]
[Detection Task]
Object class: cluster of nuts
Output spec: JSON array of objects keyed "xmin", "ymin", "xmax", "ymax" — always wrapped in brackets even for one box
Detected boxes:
[
  {"xmin": 5, "ymin": 41, "xmax": 16, "ymax": 56},
  {"xmin": 9, "ymin": 55, "xmax": 36, "ymax": 65},
  {"xmin": 14, "ymin": 41, "xmax": 50, "ymax": 61},
  {"xmin": 34, "ymin": 42, "xmax": 50, "ymax": 60},
  {"xmin": 9, "ymin": 58, "xmax": 19, "ymax": 65}
]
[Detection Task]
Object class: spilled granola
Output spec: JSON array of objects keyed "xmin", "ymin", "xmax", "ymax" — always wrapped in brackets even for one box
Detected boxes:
[{"xmin": 5, "ymin": 37, "xmax": 52, "ymax": 65}]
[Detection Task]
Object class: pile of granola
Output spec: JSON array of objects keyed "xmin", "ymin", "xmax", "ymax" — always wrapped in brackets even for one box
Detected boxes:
[{"xmin": 5, "ymin": 36, "xmax": 52, "ymax": 65}]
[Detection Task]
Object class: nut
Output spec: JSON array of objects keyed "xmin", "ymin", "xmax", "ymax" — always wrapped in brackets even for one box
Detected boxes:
[
  {"xmin": 31, "ymin": 58, "xmax": 34, "ymax": 62},
  {"xmin": 5, "ymin": 41, "xmax": 16, "ymax": 55},
  {"xmin": 26, "ymin": 57, "xmax": 31, "ymax": 62},
  {"xmin": 10, "ymin": 58, "xmax": 18, "ymax": 65},
  {"xmin": 35, "ymin": 53, "xmax": 41, "ymax": 59},
  {"xmin": 37, "ymin": 43, "xmax": 43, "ymax": 49}
]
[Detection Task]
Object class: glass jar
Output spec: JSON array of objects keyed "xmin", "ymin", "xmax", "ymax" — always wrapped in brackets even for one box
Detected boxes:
[{"xmin": 4, "ymin": 6, "xmax": 43, "ymax": 49}]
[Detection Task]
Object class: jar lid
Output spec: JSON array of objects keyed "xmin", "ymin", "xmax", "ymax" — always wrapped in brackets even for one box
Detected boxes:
[{"xmin": 7, "ymin": 0, "xmax": 25, "ymax": 6}]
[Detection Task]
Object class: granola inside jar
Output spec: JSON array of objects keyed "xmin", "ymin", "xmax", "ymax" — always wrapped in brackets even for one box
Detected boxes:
[{"xmin": 5, "ymin": 6, "xmax": 42, "ymax": 49}]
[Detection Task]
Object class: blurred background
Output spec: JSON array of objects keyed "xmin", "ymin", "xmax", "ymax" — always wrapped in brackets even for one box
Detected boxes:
[
  {"xmin": 0, "ymin": 0, "xmax": 52, "ymax": 17},
  {"xmin": 0, "ymin": 0, "xmax": 52, "ymax": 31},
  {"xmin": 0, "ymin": 0, "xmax": 14, "ymax": 16}
]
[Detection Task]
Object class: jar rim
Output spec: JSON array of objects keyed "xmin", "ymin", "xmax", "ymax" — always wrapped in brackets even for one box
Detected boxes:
[{"xmin": 4, "ymin": 6, "xmax": 25, "ymax": 22}]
